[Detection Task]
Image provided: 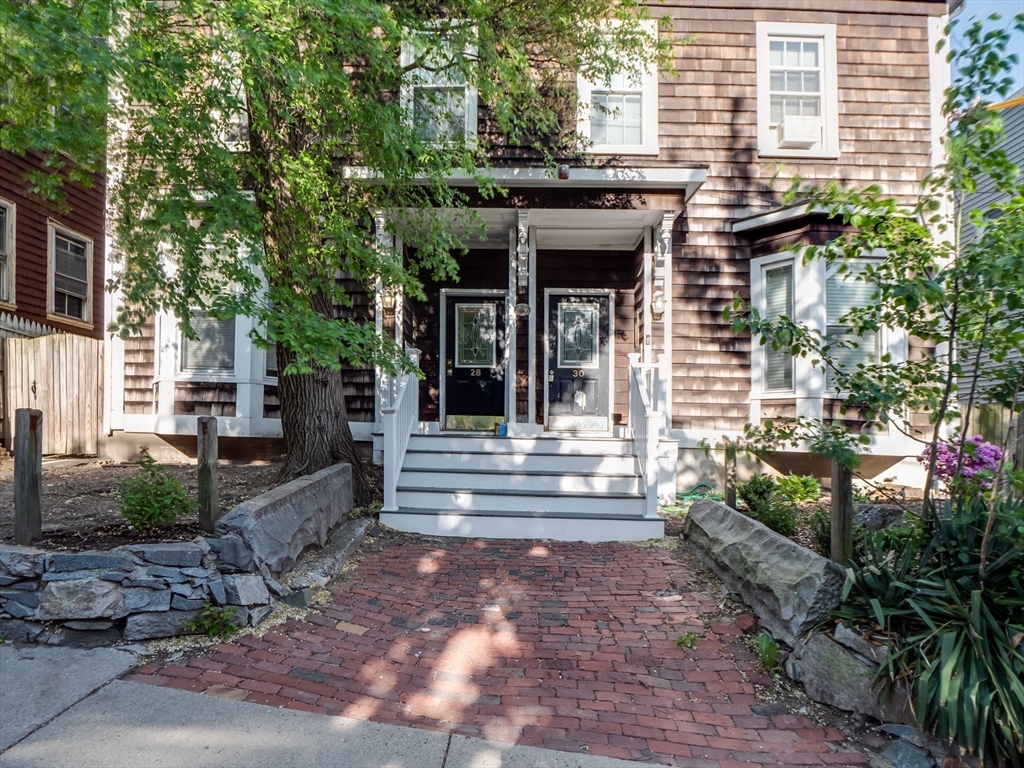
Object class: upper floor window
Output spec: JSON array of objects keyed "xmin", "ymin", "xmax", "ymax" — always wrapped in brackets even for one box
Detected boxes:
[
  {"xmin": 48, "ymin": 222, "xmax": 92, "ymax": 326},
  {"xmin": 763, "ymin": 262, "xmax": 794, "ymax": 392},
  {"xmin": 577, "ymin": 21, "xmax": 659, "ymax": 156},
  {"xmin": 401, "ymin": 32, "xmax": 477, "ymax": 142},
  {"xmin": 0, "ymin": 198, "xmax": 14, "ymax": 306},
  {"xmin": 756, "ymin": 23, "xmax": 838, "ymax": 158}
]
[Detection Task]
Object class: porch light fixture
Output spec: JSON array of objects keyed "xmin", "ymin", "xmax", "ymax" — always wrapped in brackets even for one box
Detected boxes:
[
  {"xmin": 380, "ymin": 287, "xmax": 396, "ymax": 317},
  {"xmin": 650, "ymin": 292, "xmax": 666, "ymax": 321}
]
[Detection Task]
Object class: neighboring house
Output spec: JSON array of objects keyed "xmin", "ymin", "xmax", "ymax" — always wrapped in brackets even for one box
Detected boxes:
[
  {"xmin": 104, "ymin": 0, "xmax": 951, "ymax": 539},
  {"xmin": 957, "ymin": 87, "xmax": 1024, "ymax": 471},
  {"xmin": 0, "ymin": 148, "xmax": 106, "ymax": 453}
]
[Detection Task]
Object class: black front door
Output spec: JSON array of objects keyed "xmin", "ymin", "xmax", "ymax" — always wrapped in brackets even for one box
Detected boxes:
[
  {"xmin": 546, "ymin": 292, "xmax": 612, "ymax": 431},
  {"xmin": 443, "ymin": 293, "xmax": 507, "ymax": 430}
]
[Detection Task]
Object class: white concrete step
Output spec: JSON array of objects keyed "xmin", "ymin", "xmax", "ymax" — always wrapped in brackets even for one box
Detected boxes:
[
  {"xmin": 395, "ymin": 488, "xmax": 644, "ymax": 516},
  {"xmin": 380, "ymin": 510, "xmax": 664, "ymax": 542},
  {"xmin": 406, "ymin": 434, "xmax": 635, "ymax": 456},
  {"xmin": 399, "ymin": 468, "xmax": 642, "ymax": 494},
  {"xmin": 401, "ymin": 450, "xmax": 639, "ymax": 474}
]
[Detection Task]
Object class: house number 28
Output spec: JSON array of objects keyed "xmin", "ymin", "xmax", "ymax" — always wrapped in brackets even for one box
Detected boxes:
[{"xmin": 470, "ymin": 368, "xmax": 482, "ymax": 377}]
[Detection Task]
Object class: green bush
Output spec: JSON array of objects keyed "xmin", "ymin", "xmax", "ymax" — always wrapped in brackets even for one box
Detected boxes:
[
  {"xmin": 776, "ymin": 474, "xmax": 822, "ymax": 502},
  {"xmin": 118, "ymin": 449, "xmax": 194, "ymax": 531},
  {"xmin": 183, "ymin": 601, "xmax": 240, "ymax": 639},
  {"xmin": 809, "ymin": 504, "xmax": 876, "ymax": 560},
  {"xmin": 834, "ymin": 499, "xmax": 1024, "ymax": 766},
  {"xmin": 737, "ymin": 474, "xmax": 798, "ymax": 537}
]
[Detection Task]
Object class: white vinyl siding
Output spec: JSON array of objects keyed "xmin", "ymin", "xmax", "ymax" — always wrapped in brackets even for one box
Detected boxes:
[
  {"xmin": 764, "ymin": 264, "xmax": 794, "ymax": 391},
  {"xmin": 825, "ymin": 264, "xmax": 879, "ymax": 391},
  {"xmin": 181, "ymin": 312, "xmax": 236, "ymax": 371}
]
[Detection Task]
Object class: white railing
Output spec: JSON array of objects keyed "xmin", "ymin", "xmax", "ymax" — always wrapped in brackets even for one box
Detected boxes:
[
  {"xmin": 382, "ymin": 347, "xmax": 421, "ymax": 512},
  {"xmin": 627, "ymin": 353, "xmax": 661, "ymax": 518}
]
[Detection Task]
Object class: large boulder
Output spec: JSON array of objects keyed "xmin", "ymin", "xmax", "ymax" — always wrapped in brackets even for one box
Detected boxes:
[
  {"xmin": 682, "ymin": 499, "xmax": 844, "ymax": 645},
  {"xmin": 786, "ymin": 632, "xmax": 913, "ymax": 724},
  {"xmin": 215, "ymin": 464, "xmax": 353, "ymax": 576}
]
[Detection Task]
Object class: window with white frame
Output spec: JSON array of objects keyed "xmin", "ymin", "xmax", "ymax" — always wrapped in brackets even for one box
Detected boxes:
[
  {"xmin": 756, "ymin": 22, "xmax": 838, "ymax": 158},
  {"xmin": 763, "ymin": 263, "xmax": 794, "ymax": 391},
  {"xmin": 400, "ymin": 32, "xmax": 477, "ymax": 142},
  {"xmin": 577, "ymin": 21, "xmax": 659, "ymax": 155},
  {"xmin": 48, "ymin": 223, "xmax": 92, "ymax": 325},
  {"xmin": 0, "ymin": 198, "xmax": 14, "ymax": 305},
  {"xmin": 752, "ymin": 253, "xmax": 894, "ymax": 400},
  {"xmin": 824, "ymin": 262, "xmax": 880, "ymax": 391},
  {"xmin": 181, "ymin": 311, "xmax": 236, "ymax": 372}
]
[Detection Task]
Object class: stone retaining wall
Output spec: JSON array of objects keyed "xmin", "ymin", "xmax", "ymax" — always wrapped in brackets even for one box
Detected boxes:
[{"xmin": 0, "ymin": 464, "xmax": 353, "ymax": 646}]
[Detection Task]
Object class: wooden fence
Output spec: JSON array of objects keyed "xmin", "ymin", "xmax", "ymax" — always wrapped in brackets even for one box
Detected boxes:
[{"xmin": 2, "ymin": 334, "xmax": 103, "ymax": 455}]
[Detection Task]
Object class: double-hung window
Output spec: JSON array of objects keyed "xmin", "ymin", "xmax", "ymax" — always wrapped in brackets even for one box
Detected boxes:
[
  {"xmin": 756, "ymin": 23, "xmax": 838, "ymax": 158},
  {"xmin": 181, "ymin": 311, "xmax": 236, "ymax": 372},
  {"xmin": 577, "ymin": 21, "xmax": 659, "ymax": 155},
  {"xmin": 0, "ymin": 198, "xmax": 14, "ymax": 306},
  {"xmin": 401, "ymin": 32, "xmax": 477, "ymax": 142},
  {"xmin": 763, "ymin": 263, "xmax": 795, "ymax": 392},
  {"xmin": 752, "ymin": 254, "xmax": 894, "ymax": 404},
  {"xmin": 824, "ymin": 262, "xmax": 879, "ymax": 392},
  {"xmin": 48, "ymin": 222, "xmax": 92, "ymax": 326}
]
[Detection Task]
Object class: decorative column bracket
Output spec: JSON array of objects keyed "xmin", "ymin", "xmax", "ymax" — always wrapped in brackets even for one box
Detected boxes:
[{"xmin": 516, "ymin": 210, "xmax": 530, "ymax": 296}]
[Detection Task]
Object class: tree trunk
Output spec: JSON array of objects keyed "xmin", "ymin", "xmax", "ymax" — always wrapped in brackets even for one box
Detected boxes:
[
  {"xmin": 277, "ymin": 343, "xmax": 373, "ymax": 506},
  {"xmin": 247, "ymin": 63, "xmax": 374, "ymax": 506}
]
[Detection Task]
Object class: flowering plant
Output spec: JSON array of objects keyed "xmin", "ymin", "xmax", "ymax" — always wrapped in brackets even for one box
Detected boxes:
[{"xmin": 917, "ymin": 436, "xmax": 1003, "ymax": 496}]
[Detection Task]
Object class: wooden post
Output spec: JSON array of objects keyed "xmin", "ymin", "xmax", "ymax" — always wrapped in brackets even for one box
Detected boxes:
[
  {"xmin": 725, "ymin": 444, "xmax": 737, "ymax": 509},
  {"xmin": 831, "ymin": 460, "xmax": 854, "ymax": 565},
  {"xmin": 14, "ymin": 408, "xmax": 43, "ymax": 546},
  {"xmin": 197, "ymin": 416, "xmax": 219, "ymax": 534}
]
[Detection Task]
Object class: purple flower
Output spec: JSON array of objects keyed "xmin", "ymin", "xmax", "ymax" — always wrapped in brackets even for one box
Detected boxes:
[{"xmin": 917, "ymin": 437, "xmax": 1003, "ymax": 494}]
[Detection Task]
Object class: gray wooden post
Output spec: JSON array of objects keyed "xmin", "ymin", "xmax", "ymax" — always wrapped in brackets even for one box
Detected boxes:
[
  {"xmin": 197, "ymin": 416, "xmax": 219, "ymax": 533},
  {"xmin": 14, "ymin": 408, "xmax": 43, "ymax": 546},
  {"xmin": 831, "ymin": 460, "xmax": 854, "ymax": 565},
  {"xmin": 725, "ymin": 444, "xmax": 738, "ymax": 509}
]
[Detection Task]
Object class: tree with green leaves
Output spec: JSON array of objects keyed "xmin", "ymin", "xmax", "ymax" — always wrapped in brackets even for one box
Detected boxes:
[
  {"xmin": 0, "ymin": 0, "xmax": 674, "ymax": 503},
  {"xmin": 726, "ymin": 13, "xmax": 1024, "ymax": 515}
]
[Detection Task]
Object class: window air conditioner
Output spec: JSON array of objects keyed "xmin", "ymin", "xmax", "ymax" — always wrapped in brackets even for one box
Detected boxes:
[{"xmin": 777, "ymin": 116, "xmax": 820, "ymax": 149}]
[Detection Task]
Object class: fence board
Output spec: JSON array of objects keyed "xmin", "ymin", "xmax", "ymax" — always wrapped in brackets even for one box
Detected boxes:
[{"xmin": 3, "ymin": 334, "xmax": 103, "ymax": 455}]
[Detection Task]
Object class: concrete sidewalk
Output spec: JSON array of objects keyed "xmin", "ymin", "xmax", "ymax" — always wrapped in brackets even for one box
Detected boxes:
[{"xmin": 0, "ymin": 646, "xmax": 639, "ymax": 768}]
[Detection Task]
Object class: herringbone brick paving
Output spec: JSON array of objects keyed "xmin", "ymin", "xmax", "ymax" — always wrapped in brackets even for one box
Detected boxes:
[{"xmin": 130, "ymin": 537, "xmax": 872, "ymax": 767}]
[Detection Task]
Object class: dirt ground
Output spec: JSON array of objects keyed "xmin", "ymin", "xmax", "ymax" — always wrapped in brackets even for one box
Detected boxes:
[{"xmin": 0, "ymin": 459, "xmax": 281, "ymax": 551}]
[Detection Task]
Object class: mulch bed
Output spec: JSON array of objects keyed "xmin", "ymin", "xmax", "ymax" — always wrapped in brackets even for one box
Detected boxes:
[{"xmin": 0, "ymin": 460, "xmax": 282, "ymax": 551}]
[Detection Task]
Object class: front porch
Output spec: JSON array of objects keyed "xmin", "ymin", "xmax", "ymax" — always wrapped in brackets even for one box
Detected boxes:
[{"xmin": 372, "ymin": 190, "xmax": 699, "ymax": 541}]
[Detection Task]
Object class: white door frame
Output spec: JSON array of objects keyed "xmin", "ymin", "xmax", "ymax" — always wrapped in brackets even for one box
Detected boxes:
[
  {"xmin": 543, "ymin": 288, "xmax": 616, "ymax": 434},
  {"xmin": 439, "ymin": 288, "xmax": 511, "ymax": 431}
]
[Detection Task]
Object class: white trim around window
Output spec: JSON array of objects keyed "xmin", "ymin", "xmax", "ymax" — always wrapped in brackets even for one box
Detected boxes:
[
  {"xmin": 0, "ymin": 196, "xmax": 15, "ymax": 308},
  {"xmin": 47, "ymin": 220, "xmax": 94, "ymax": 329},
  {"xmin": 577, "ymin": 21, "xmax": 659, "ymax": 156},
  {"xmin": 755, "ymin": 22, "xmax": 839, "ymax": 159},
  {"xmin": 750, "ymin": 253, "xmax": 908, "ymax": 421},
  {"xmin": 400, "ymin": 30, "xmax": 478, "ymax": 143}
]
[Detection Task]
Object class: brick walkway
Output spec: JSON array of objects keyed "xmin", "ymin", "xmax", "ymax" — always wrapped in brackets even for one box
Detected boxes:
[{"xmin": 130, "ymin": 537, "xmax": 870, "ymax": 767}]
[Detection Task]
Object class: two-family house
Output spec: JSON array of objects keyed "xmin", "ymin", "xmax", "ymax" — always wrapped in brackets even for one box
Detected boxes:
[{"xmin": 103, "ymin": 0, "xmax": 951, "ymax": 540}]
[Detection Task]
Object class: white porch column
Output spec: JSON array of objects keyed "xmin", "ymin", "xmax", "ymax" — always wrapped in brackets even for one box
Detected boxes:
[
  {"xmin": 373, "ymin": 212, "xmax": 395, "ymax": 435},
  {"xmin": 654, "ymin": 211, "xmax": 678, "ymax": 419}
]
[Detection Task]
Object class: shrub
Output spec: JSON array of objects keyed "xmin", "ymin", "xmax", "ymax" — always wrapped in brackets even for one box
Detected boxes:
[
  {"xmin": 118, "ymin": 448, "xmax": 194, "ymax": 531},
  {"xmin": 810, "ymin": 504, "xmax": 832, "ymax": 556},
  {"xmin": 776, "ymin": 474, "xmax": 821, "ymax": 502},
  {"xmin": 917, "ymin": 436, "xmax": 1003, "ymax": 496},
  {"xmin": 737, "ymin": 474, "xmax": 798, "ymax": 536},
  {"xmin": 834, "ymin": 498, "xmax": 1024, "ymax": 766},
  {"xmin": 183, "ymin": 601, "xmax": 240, "ymax": 639}
]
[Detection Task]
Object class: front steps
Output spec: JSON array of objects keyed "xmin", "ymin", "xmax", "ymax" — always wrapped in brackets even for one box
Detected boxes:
[{"xmin": 380, "ymin": 434, "xmax": 664, "ymax": 542}]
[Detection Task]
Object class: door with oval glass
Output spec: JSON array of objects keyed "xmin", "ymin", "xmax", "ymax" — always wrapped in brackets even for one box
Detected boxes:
[
  {"xmin": 442, "ymin": 291, "xmax": 507, "ymax": 430},
  {"xmin": 545, "ymin": 290, "xmax": 613, "ymax": 431}
]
